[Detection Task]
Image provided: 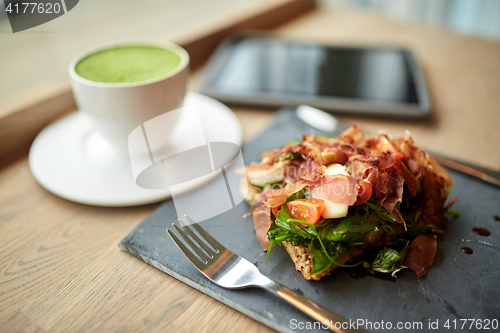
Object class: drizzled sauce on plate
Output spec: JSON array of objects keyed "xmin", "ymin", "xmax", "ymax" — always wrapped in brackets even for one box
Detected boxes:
[
  {"xmin": 472, "ymin": 227, "xmax": 491, "ymax": 236},
  {"xmin": 461, "ymin": 247, "xmax": 473, "ymax": 254}
]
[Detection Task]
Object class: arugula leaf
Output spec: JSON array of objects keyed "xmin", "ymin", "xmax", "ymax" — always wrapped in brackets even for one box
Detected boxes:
[
  {"xmin": 286, "ymin": 188, "xmax": 313, "ymax": 202},
  {"xmin": 309, "ymin": 239, "xmax": 342, "ymax": 275},
  {"xmin": 372, "ymin": 240, "xmax": 409, "ymax": 273},
  {"xmin": 275, "ymin": 205, "xmax": 316, "ymax": 239},
  {"xmin": 275, "ymin": 206, "xmax": 336, "ymax": 268},
  {"xmin": 309, "ymin": 239, "xmax": 362, "ymax": 275},
  {"xmin": 266, "ymin": 221, "xmax": 306, "ymax": 264},
  {"xmin": 265, "ymin": 239, "xmax": 275, "ymax": 264},
  {"xmin": 318, "ymin": 213, "xmax": 375, "ymax": 244},
  {"xmin": 360, "ymin": 200, "xmax": 398, "ymax": 236},
  {"xmin": 268, "ymin": 223, "xmax": 306, "ymax": 245},
  {"xmin": 372, "ymin": 248, "xmax": 403, "ymax": 273},
  {"xmin": 446, "ymin": 209, "xmax": 459, "ymax": 217},
  {"xmin": 363, "ymin": 200, "xmax": 397, "ymax": 224},
  {"xmin": 276, "ymin": 205, "xmax": 375, "ymax": 246}
]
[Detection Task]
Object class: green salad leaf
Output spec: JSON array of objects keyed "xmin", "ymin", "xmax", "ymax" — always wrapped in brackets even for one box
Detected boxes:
[
  {"xmin": 361, "ymin": 200, "xmax": 397, "ymax": 236},
  {"xmin": 372, "ymin": 248, "xmax": 403, "ymax": 273},
  {"xmin": 267, "ymin": 223, "xmax": 306, "ymax": 245},
  {"xmin": 275, "ymin": 205, "xmax": 316, "ymax": 239},
  {"xmin": 309, "ymin": 239, "xmax": 364, "ymax": 275},
  {"xmin": 363, "ymin": 200, "xmax": 396, "ymax": 224},
  {"xmin": 371, "ymin": 240, "xmax": 409, "ymax": 273},
  {"xmin": 286, "ymin": 188, "xmax": 313, "ymax": 202},
  {"xmin": 265, "ymin": 239, "xmax": 275, "ymax": 265},
  {"xmin": 266, "ymin": 215, "xmax": 306, "ymax": 263},
  {"xmin": 319, "ymin": 213, "xmax": 375, "ymax": 244},
  {"xmin": 273, "ymin": 206, "xmax": 330, "ymax": 269},
  {"xmin": 309, "ymin": 239, "xmax": 346, "ymax": 275}
]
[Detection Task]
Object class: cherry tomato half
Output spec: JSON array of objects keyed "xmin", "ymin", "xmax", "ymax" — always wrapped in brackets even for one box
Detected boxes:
[
  {"xmin": 271, "ymin": 206, "xmax": 280, "ymax": 218},
  {"xmin": 286, "ymin": 199, "xmax": 325, "ymax": 225}
]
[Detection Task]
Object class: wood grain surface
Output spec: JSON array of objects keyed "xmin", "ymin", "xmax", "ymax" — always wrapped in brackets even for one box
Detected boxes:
[{"xmin": 1, "ymin": 6, "xmax": 500, "ymax": 333}]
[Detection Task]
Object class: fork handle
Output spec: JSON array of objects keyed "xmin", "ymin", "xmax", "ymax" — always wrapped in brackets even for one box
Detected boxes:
[{"xmin": 260, "ymin": 280, "xmax": 369, "ymax": 333}]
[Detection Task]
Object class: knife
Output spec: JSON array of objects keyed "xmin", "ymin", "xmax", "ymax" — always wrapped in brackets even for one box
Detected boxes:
[{"xmin": 296, "ymin": 105, "xmax": 500, "ymax": 187}]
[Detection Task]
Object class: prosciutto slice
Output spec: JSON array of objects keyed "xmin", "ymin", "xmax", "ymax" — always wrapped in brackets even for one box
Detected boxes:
[
  {"xmin": 382, "ymin": 196, "xmax": 405, "ymax": 224},
  {"xmin": 252, "ymin": 204, "xmax": 272, "ymax": 250},
  {"xmin": 339, "ymin": 125, "xmax": 369, "ymax": 146},
  {"xmin": 284, "ymin": 159, "xmax": 325, "ymax": 184},
  {"xmin": 402, "ymin": 235, "xmax": 437, "ymax": 276},
  {"xmin": 364, "ymin": 168, "xmax": 400, "ymax": 201},
  {"xmin": 299, "ymin": 160, "xmax": 325, "ymax": 182},
  {"xmin": 346, "ymin": 149, "xmax": 405, "ymax": 223},
  {"xmin": 395, "ymin": 158, "xmax": 421, "ymax": 196},
  {"xmin": 264, "ymin": 188, "xmax": 288, "ymax": 208},
  {"xmin": 398, "ymin": 132, "xmax": 428, "ymax": 181},
  {"xmin": 310, "ymin": 175, "xmax": 359, "ymax": 205},
  {"xmin": 420, "ymin": 157, "xmax": 455, "ymax": 233}
]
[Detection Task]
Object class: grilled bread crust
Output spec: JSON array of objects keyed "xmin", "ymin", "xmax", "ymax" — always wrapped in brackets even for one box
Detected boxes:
[{"xmin": 281, "ymin": 241, "xmax": 350, "ymax": 280}]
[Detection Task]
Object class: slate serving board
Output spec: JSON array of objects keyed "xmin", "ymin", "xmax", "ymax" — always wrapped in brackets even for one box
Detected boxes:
[{"xmin": 119, "ymin": 109, "xmax": 500, "ymax": 333}]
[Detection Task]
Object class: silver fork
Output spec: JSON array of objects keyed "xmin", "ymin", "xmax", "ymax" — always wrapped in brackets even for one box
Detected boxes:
[{"xmin": 167, "ymin": 215, "xmax": 369, "ymax": 333}]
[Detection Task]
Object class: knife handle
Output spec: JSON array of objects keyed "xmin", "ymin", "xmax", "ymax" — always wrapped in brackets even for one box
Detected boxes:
[{"xmin": 259, "ymin": 279, "xmax": 369, "ymax": 333}]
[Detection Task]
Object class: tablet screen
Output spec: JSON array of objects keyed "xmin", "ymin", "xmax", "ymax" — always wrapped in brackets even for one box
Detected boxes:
[{"xmin": 211, "ymin": 38, "xmax": 419, "ymax": 105}]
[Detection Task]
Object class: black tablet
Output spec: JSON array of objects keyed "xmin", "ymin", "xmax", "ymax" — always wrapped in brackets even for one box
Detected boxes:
[{"xmin": 198, "ymin": 35, "xmax": 431, "ymax": 118}]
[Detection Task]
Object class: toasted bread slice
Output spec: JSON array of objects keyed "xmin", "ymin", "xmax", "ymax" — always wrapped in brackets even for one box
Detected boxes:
[{"xmin": 281, "ymin": 241, "xmax": 350, "ymax": 281}]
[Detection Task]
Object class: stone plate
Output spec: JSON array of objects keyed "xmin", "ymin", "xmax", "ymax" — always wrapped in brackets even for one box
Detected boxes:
[{"xmin": 119, "ymin": 109, "xmax": 500, "ymax": 333}]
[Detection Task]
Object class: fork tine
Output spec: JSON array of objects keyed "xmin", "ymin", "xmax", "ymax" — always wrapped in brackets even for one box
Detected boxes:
[
  {"xmin": 172, "ymin": 224, "xmax": 211, "ymax": 262},
  {"xmin": 166, "ymin": 229, "xmax": 206, "ymax": 271},
  {"xmin": 184, "ymin": 215, "xmax": 224, "ymax": 252},
  {"xmin": 179, "ymin": 219, "xmax": 217, "ymax": 257}
]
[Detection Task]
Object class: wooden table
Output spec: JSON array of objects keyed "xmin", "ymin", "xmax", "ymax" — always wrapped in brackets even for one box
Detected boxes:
[{"xmin": 2, "ymin": 7, "xmax": 500, "ymax": 333}]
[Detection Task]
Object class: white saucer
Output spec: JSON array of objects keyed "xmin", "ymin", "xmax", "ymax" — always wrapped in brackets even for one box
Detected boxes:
[{"xmin": 29, "ymin": 92, "xmax": 242, "ymax": 207}]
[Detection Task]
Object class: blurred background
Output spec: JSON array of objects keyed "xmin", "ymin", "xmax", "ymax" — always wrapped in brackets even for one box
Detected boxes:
[
  {"xmin": 322, "ymin": 0, "xmax": 500, "ymax": 39},
  {"xmin": 1, "ymin": 0, "xmax": 499, "ymax": 104}
]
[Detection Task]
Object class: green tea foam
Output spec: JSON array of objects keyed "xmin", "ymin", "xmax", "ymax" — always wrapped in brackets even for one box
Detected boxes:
[{"xmin": 75, "ymin": 45, "xmax": 182, "ymax": 83}]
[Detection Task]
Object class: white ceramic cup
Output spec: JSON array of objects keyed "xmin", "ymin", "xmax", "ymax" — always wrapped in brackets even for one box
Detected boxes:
[{"xmin": 69, "ymin": 40, "xmax": 190, "ymax": 154}]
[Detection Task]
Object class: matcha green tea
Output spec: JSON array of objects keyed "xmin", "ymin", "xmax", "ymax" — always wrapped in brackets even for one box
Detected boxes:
[{"xmin": 75, "ymin": 46, "xmax": 182, "ymax": 83}]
